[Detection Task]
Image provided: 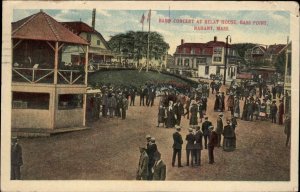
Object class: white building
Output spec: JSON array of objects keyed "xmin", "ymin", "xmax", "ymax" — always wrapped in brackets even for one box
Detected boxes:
[{"xmin": 173, "ymin": 36, "xmax": 241, "ymax": 81}]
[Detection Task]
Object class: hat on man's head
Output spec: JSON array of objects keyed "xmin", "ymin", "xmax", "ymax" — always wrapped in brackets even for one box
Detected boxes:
[
  {"xmin": 195, "ymin": 125, "xmax": 200, "ymax": 130},
  {"xmin": 175, "ymin": 125, "xmax": 181, "ymax": 130},
  {"xmin": 209, "ymin": 126, "xmax": 214, "ymax": 130},
  {"xmin": 219, "ymin": 113, "xmax": 223, "ymax": 116},
  {"xmin": 146, "ymin": 134, "xmax": 151, "ymax": 139},
  {"xmin": 150, "ymin": 137, "xmax": 156, "ymax": 142},
  {"xmin": 11, "ymin": 136, "xmax": 18, "ymax": 142},
  {"xmin": 188, "ymin": 128, "xmax": 193, "ymax": 132},
  {"xmin": 205, "ymin": 116, "xmax": 208, "ymax": 120}
]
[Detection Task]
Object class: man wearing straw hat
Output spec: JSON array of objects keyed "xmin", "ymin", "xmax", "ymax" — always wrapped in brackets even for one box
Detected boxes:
[
  {"xmin": 136, "ymin": 146, "xmax": 149, "ymax": 180},
  {"xmin": 208, "ymin": 126, "xmax": 218, "ymax": 164},
  {"xmin": 172, "ymin": 126, "xmax": 183, "ymax": 167},
  {"xmin": 216, "ymin": 113, "xmax": 224, "ymax": 147},
  {"xmin": 185, "ymin": 128, "xmax": 195, "ymax": 166}
]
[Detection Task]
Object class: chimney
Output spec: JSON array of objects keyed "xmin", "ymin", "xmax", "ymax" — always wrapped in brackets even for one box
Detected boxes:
[
  {"xmin": 214, "ymin": 36, "xmax": 217, "ymax": 42},
  {"xmin": 92, "ymin": 8, "xmax": 96, "ymax": 29},
  {"xmin": 181, "ymin": 39, "xmax": 184, "ymax": 45}
]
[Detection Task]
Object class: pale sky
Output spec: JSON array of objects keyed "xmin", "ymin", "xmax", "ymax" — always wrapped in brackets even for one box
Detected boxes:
[{"xmin": 13, "ymin": 9, "xmax": 290, "ymax": 54}]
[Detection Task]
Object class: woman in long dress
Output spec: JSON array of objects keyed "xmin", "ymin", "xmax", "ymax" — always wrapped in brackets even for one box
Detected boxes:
[
  {"xmin": 233, "ymin": 97, "xmax": 240, "ymax": 118},
  {"xmin": 165, "ymin": 101, "xmax": 175, "ymax": 128},
  {"xmin": 189, "ymin": 100, "xmax": 198, "ymax": 127}
]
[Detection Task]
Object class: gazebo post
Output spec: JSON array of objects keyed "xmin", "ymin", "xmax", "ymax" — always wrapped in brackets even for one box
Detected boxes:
[
  {"xmin": 54, "ymin": 41, "xmax": 59, "ymax": 84},
  {"xmin": 83, "ymin": 45, "xmax": 89, "ymax": 126},
  {"xmin": 52, "ymin": 41, "xmax": 59, "ymax": 129}
]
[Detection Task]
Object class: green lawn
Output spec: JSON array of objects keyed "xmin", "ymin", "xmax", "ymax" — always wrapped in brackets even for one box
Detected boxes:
[{"xmin": 88, "ymin": 69, "xmax": 196, "ymax": 88}]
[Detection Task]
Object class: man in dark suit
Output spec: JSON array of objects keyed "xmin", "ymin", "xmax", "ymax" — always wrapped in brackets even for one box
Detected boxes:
[
  {"xmin": 270, "ymin": 100, "xmax": 278, "ymax": 123},
  {"xmin": 140, "ymin": 86, "xmax": 146, "ymax": 106},
  {"xmin": 136, "ymin": 147, "xmax": 149, "ymax": 180},
  {"xmin": 185, "ymin": 128, "xmax": 195, "ymax": 166},
  {"xmin": 208, "ymin": 126, "xmax": 218, "ymax": 164},
  {"xmin": 216, "ymin": 113, "xmax": 224, "ymax": 147},
  {"xmin": 202, "ymin": 116, "xmax": 212, "ymax": 149},
  {"xmin": 152, "ymin": 151, "xmax": 166, "ymax": 180},
  {"xmin": 278, "ymin": 99, "xmax": 284, "ymax": 125},
  {"xmin": 194, "ymin": 126, "xmax": 203, "ymax": 166},
  {"xmin": 146, "ymin": 137, "xmax": 158, "ymax": 180},
  {"xmin": 130, "ymin": 88, "xmax": 136, "ymax": 106},
  {"xmin": 11, "ymin": 137, "xmax": 23, "ymax": 180},
  {"xmin": 174, "ymin": 100, "xmax": 184, "ymax": 126},
  {"xmin": 172, "ymin": 126, "xmax": 183, "ymax": 167}
]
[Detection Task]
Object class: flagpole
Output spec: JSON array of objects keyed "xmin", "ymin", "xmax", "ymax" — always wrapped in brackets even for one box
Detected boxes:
[{"xmin": 146, "ymin": 9, "xmax": 151, "ymax": 72}]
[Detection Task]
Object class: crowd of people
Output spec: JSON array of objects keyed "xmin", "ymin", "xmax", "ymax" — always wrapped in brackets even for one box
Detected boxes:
[
  {"xmin": 11, "ymin": 77, "xmax": 291, "ymax": 180},
  {"xmin": 136, "ymin": 135, "xmax": 166, "ymax": 180},
  {"xmin": 145, "ymin": 78, "xmax": 290, "ymax": 175}
]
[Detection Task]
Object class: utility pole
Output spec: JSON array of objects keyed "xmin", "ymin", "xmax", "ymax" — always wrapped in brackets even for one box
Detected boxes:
[
  {"xmin": 223, "ymin": 35, "xmax": 231, "ymax": 85},
  {"xmin": 146, "ymin": 9, "xmax": 151, "ymax": 72}
]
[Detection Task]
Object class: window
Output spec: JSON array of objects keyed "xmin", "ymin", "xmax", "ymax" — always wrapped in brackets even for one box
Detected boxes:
[
  {"xmin": 177, "ymin": 58, "xmax": 183, "ymax": 65},
  {"xmin": 213, "ymin": 47, "xmax": 222, "ymax": 55},
  {"xmin": 183, "ymin": 48, "xmax": 187, "ymax": 54},
  {"xmin": 213, "ymin": 57, "xmax": 222, "ymax": 62},
  {"xmin": 191, "ymin": 48, "xmax": 195, "ymax": 54},
  {"xmin": 184, "ymin": 58, "xmax": 189, "ymax": 66},
  {"xmin": 58, "ymin": 94, "xmax": 83, "ymax": 110},
  {"xmin": 97, "ymin": 40, "xmax": 101, "ymax": 46},
  {"xmin": 12, "ymin": 92, "xmax": 50, "ymax": 109},
  {"xmin": 205, "ymin": 66, "xmax": 209, "ymax": 75},
  {"xmin": 196, "ymin": 58, "xmax": 206, "ymax": 65}
]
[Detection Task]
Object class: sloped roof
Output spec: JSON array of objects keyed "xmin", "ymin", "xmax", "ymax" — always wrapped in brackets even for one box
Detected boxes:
[
  {"xmin": 61, "ymin": 21, "xmax": 95, "ymax": 34},
  {"xmin": 61, "ymin": 21, "xmax": 110, "ymax": 50},
  {"xmin": 12, "ymin": 11, "xmax": 88, "ymax": 45},
  {"xmin": 266, "ymin": 44, "xmax": 286, "ymax": 55},
  {"xmin": 206, "ymin": 40, "xmax": 231, "ymax": 47}
]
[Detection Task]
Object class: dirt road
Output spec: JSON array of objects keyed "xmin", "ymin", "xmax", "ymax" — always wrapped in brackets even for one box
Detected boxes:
[{"xmin": 18, "ymin": 90, "xmax": 290, "ymax": 181}]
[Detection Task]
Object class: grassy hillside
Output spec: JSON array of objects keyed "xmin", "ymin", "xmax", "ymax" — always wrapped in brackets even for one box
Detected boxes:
[{"xmin": 88, "ymin": 69, "xmax": 197, "ymax": 88}]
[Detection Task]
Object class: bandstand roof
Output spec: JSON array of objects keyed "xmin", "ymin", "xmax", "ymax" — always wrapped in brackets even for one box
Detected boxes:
[{"xmin": 12, "ymin": 11, "xmax": 89, "ymax": 45}]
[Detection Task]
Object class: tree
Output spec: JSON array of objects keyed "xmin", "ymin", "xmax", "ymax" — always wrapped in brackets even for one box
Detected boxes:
[
  {"xmin": 231, "ymin": 43, "xmax": 256, "ymax": 58},
  {"xmin": 274, "ymin": 52, "xmax": 285, "ymax": 73},
  {"xmin": 108, "ymin": 31, "xmax": 170, "ymax": 64}
]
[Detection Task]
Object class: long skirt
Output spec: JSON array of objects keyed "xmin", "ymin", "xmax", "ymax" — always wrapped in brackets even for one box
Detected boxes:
[{"xmin": 223, "ymin": 137, "xmax": 235, "ymax": 152}]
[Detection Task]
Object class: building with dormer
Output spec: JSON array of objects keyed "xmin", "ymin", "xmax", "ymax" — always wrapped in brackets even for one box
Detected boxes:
[
  {"xmin": 61, "ymin": 20, "xmax": 114, "ymax": 71},
  {"xmin": 173, "ymin": 36, "xmax": 241, "ymax": 80}
]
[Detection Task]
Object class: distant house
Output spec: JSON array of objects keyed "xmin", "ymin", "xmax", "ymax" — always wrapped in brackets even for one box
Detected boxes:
[
  {"xmin": 245, "ymin": 45, "xmax": 267, "ymax": 63},
  {"xmin": 61, "ymin": 21, "xmax": 114, "ymax": 70},
  {"xmin": 244, "ymin": 43, "xmax": 287, "ymax": 81},
  {"xmin": 265, "ymin": 44, "xmax": 286, "ymax": 64},
  {"xmin": 245, "ymin": 44, "xmax": 286, "ymax": 65},
  {"xmin": 173, "ymin": 36, "xmax": 241, "ymax": 80}
]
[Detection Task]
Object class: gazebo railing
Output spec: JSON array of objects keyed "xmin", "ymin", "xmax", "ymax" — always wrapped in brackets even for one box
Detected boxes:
[
  {"xmin": 12, "ymin": 67, "xmax": 54, "ymax": 83},
  {"xmin": 58, "ymin": 69, "xmax": 85, "ymax": 84},
  {"xmin": 12, "ymin": 67, "xmax": 85, "ymax": 84}
]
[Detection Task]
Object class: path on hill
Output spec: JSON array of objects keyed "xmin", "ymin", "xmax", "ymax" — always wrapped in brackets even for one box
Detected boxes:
[{"xmin": 19, "ymin": 87, "xmax": 290, "ymax": 181}]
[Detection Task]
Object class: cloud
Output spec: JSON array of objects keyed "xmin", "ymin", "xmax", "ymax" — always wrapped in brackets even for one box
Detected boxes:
[
  {"xmin": 97, "ymin": 10, "xmax": 111, "ymax": 17},
  {"xmin": 12, "ymin": 9, "xmax": 290, "ymax": 54}
]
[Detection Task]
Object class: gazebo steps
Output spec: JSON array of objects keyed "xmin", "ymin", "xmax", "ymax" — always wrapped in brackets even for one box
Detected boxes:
[{"xmin": 12, "ymin": 127, "xmax": 90, "ymax": 137}]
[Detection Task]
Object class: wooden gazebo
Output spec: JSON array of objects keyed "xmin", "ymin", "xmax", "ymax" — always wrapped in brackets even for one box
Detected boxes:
[{"xmin": 11, "ymin": 11, "xmax": 90, "ymax": 136}]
